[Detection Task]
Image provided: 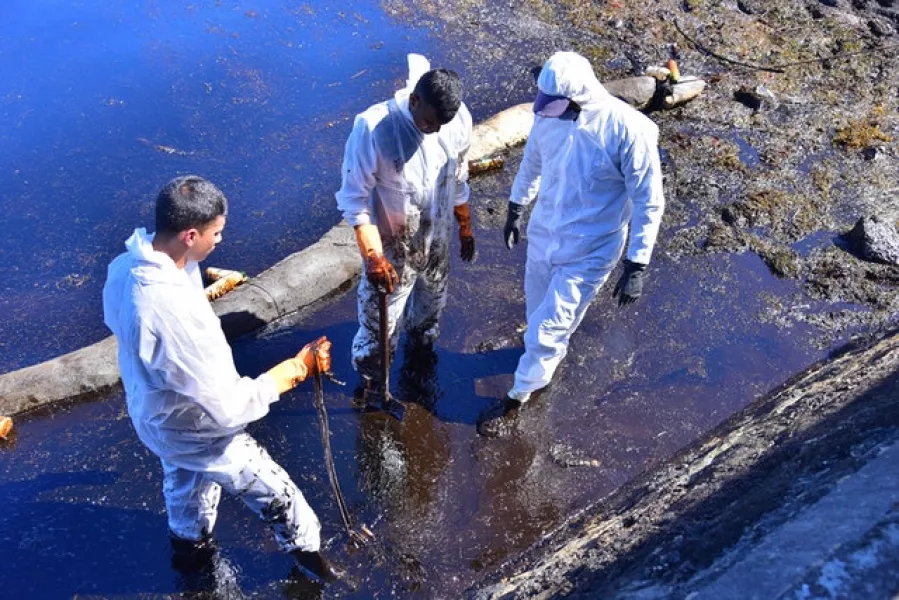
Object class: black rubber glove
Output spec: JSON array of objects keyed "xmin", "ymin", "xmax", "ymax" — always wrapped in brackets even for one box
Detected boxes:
[
  {"xmin": 612, "ymin": 260, "xmax": 647, "ymax": 306},
  {"xmin": 460, "ymin": 236, "xmax": 476, "ymax": 262},
  {"xmin": 504, "ymin": 202, "xmax": 525, "ymax": 250}
]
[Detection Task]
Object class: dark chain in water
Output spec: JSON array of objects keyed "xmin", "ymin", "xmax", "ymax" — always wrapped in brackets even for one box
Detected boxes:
[
  {"xmin": 312, "ymin": 356, "xmax": 426, "ymax": 586},
  {"xmin": 312, "ymin": 358, "xmax": 366, "ymax": 546}
]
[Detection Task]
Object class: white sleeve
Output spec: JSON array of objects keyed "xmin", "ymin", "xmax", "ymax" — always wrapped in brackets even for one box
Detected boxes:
[
  {"xmin": 335, "ymin": 115, "xmax": 378, "ymax": 227},
  {"xmin": 509, "ymin": 125, "xmax": 542, "ymax": 206},
  {"xmin": 621, "ymin": 122, "xmax": 665, "ymax": 265},
  {"xmin": 138, "ymin": 311, "xmax": 279, "ymax": 429},
  {"xmin": 454, "ymin": 107, "xmax": 472, "ymax": 207}
]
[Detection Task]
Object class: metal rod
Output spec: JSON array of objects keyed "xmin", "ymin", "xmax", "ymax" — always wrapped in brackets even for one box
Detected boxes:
[{"xmin": 379, "ymin": 291, "xmax": 390, "ymax": 401}]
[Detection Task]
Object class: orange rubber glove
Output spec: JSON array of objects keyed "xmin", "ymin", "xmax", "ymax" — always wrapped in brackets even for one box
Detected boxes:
[
  {"xmin": 454, "ymin": 203, "xmax": 475, "ymax": 262},
  {"xmin": 266, "ymin": 336, "xmax": 332, "ymax": 394},
  {"xmin": 355, "ymin": 224, "xmax": 398, "ymax": 293}
]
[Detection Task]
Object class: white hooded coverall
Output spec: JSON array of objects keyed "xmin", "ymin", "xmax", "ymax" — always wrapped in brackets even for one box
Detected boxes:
[
  {"xmin": 336, "ymin": 54, "xmax": 472, "ymax": 377},
  {"xmin": 509, "ymin": 52, "xmax": 666, "ymax": 399},
  {"xmin": 102, "ymin": 229, "xmax": 321, "ymax": 550}
]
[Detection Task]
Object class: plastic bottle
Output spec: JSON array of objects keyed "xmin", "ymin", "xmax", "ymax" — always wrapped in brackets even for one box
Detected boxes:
[
  {"xmin": 468, "ymin": 155, "xmax": 505, "ymax": 176},
  {"xmin": 666, "ymin": 59, "xmax": 681, "ymax": 83},
  {"xmin": 0, "ymin": 416, "xmax": 13, "ymax": 440},
  {"xmin": 205, "ymin": 266, "xmax": 241, "ymax": 282},
  {"xmin": 205, "ymin": 270, "xmax": 247, "ymax": 301}
]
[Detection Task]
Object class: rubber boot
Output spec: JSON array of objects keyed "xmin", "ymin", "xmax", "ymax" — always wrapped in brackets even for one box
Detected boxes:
[
  {"xmin": 476, "ymin": 396, "xmax": 523, "ymax": 438},
  {"xmin": 170, "ymin": 532, "xmax": 218, "ymax": 592},
  {"xmin": 170, "ymin": 531, "xmax": 216, "ymax": 572},
  {"xmin": 291, "ymin": 549, "xmax": 340, "ymax": 583}
]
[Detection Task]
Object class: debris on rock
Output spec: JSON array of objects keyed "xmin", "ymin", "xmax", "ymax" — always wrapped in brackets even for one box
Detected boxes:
[
  {"xmin": 844, "ymin": 215, "xmax": 899, "ymax": 266},
  {"xmin": 734, "ymin": 85, "xmax": 777, "ymax": 111},
  {"xmin": 603, "ymin": 71, "xmax": 706, "ymax": 111}
]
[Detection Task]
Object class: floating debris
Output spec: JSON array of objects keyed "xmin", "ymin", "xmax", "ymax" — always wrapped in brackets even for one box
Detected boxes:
[
  {"xmin": 0, "ymin": 416, "xmax": 12, "ymax": 440},
  {"xmin": 55, "ymin": 273, "xmax": 91, "ymax": 289},
  {"xmin": 549, "ymin": 443, "xmax": 602, "ymax": 468},
  {"xmin": 136, "ymin": 137, "xmax": 195, "ymax": 157}
]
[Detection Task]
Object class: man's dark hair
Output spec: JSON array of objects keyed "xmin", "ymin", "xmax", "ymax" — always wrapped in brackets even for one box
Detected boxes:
[
  {"xmin": 155, "ymin": 175, "xmax": 228, "ymax": 235},
  {"xmin": 414, "ymin": 68, "xmax": 463, "ymax": 124}
]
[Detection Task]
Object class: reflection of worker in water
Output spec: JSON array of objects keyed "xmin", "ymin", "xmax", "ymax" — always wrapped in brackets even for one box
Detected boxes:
[
  {"xmin": 335, "ymin": 53, "xmax": 474, "ymax": 406},
  {"xmin": 102, "ymin": 176, "xmax": 338, "ymax": 582},
  {"xmin": 479, "ymin": 52, "xmax": 666, "ymax": 436},
  {"xmin": 356, "ymin": 383, "xmax": 450, "ymax": 538}
]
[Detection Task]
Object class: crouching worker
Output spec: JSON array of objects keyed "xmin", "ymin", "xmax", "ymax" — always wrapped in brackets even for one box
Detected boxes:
[{"xmin": 102, "ymin": 175, "xmax": 339, "ymax": 583}]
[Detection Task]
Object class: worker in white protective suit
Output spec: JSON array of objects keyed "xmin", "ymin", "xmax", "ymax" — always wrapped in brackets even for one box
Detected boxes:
[
  {"xmin": 102, "ymin": 176, "xmax": 339, "ymax": 583},
  {"xmin": 478, "ymin": 51, "xmax": 666, "ymax": 437},
  {"xmin": 335, "ymin": 54, "xmax": 474, "ymax": 411}
]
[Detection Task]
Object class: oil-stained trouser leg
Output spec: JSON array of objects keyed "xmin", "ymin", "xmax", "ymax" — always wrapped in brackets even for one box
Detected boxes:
[
  {"xmin": 511, "ymin": 257, "xmax": 616, "ymax": 399},
  {"xmin": 163, "ymin": 461, "xmax": 222, "ymax": 542},
  {"xmin": 404, "ymin": 246, "xmax": 450, "ymax": 344},
  {"xmin": 352, "ymin": 263, "xmax": 418, "ymax": 379},
  {"xmin": 163, "ymin": 433, "xmax": 321, "ymax": 552}
]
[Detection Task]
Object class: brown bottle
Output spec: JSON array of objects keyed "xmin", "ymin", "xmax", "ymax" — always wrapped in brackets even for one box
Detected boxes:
[
  {"xmin": 0, "ymin": 416, "xmax": 13, "ymax": 440},
  {"xmin": 468, "ymin": 155, "xmax": 505, "ymax": 176},
  {"xmin": 666, "ymin": 59, "xmax": 681, "ymax": 83},
  {"xmin": 205, "ymin": 266, "xmax": 241, "ymax": 282},
  {"xmin": 205, "ymin": 270, "xmax": 247, "ymax": 301}
]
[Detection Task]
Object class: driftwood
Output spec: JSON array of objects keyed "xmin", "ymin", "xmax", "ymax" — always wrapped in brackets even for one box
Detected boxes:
[{"xmin": 604, "ymin": 73, "xmax": 706, "ymax": 111}]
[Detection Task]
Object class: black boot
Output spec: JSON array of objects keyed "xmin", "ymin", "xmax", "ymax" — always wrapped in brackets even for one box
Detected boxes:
[
  {"xmin": 476, "ymin": 397, "xmax": 523, "ymax": 438},
  {"xmin": 291, "ymin": 549, "xmax": 340, "ymax": 583},
  {"xmin": 170, "ymin": 531, "xmax": 216, "ymax": 571},
  {"xmin": 169, "ymin": 532, "xmax": 218, "ymax": 593},
  {"xmin": 353, "ymin": 375, "xmax": 384, "ymax": 411}
]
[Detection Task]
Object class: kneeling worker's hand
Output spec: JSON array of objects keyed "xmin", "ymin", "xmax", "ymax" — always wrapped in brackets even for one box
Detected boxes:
[{"xmin": 267, "ymin": 336, "xmax": 332, "ymax": 394}]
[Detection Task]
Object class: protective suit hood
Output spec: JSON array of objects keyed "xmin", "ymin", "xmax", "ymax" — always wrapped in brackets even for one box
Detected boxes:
[
  {"xmin": 103, "ymin": 226, "xmax": 279, "ymax": 471},
  {"xmin": 123, "ymin": 228, "xmax": 184, "ymax": 286},
  {"xmin": 537, "ymin": 51, "xmax": 609, "ymax": 109},
  {"xmin": 105, "ymin": 228, "xmax": 199, "ymax": 331}
]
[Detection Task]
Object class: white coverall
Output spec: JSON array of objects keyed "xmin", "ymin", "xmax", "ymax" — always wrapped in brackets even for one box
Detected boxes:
[
  {"xmin": 102, "ymin": 229, "xmax": 321, "ymax": 550},
  {"xmin": 335, "ymin": 54, "xmax": 472, "ymax": 378},
  {"xmin": 509, "ymin": 52, "xmax": 666, "ymax": 399}
]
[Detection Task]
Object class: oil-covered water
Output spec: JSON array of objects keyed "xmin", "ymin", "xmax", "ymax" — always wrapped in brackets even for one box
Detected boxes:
[{"xmin": 0, "ymin": 2, "xmax": 834, "ymax": 597}]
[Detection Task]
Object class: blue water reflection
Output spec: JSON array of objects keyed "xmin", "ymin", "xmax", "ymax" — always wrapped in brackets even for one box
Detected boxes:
[{"xmin": 0, "ymin": 1, "xmax": 432, "ymax": 371}]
